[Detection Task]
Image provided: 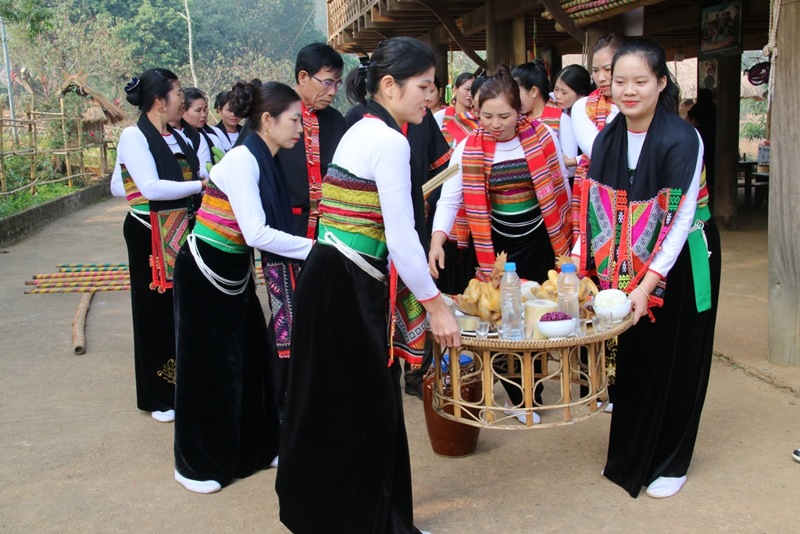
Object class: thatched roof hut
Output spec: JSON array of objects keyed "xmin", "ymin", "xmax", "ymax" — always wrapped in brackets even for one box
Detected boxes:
[{"xmin": 59, "ymin": 73, "xmax": 125, "ymax": 124}]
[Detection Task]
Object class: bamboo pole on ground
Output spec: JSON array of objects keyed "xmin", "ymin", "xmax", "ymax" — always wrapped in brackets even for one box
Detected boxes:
[
  {"xmin": 72, "ymin": 292, "xmax": 93, "ymax": 355},
  {"xmin": 25, "ymin": 286, "xmax": 131, "ymax": 294},
  {"xmin": 56, "ymin": 262, "xmax": 128, "ymax": 269}
]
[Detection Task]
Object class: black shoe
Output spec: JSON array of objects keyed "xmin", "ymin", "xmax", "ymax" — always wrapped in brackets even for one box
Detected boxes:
[
  {"xmin": 793, "ymin": 449, "xmax": 800, "ymax": 463},
  {"xmin": 404, "ymin": 380, "xmax": 423, "ymax": 399}
]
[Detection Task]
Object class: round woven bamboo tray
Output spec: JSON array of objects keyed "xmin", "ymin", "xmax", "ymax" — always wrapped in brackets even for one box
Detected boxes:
[{"xmin": 431, "ymin": 313, "xmax": 633, "ymax": 430}]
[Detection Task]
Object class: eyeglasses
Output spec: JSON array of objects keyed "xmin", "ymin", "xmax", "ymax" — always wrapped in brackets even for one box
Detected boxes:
[{"xmin": 312, "ymin": 75, "xmax": 343, "ymax": 90}]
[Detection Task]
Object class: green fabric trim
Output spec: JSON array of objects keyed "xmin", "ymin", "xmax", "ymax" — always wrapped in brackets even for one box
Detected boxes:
[
  {"xmin": 193, "ymin": 224, "xmax": 249, "ymax": 254},
  {"xmin": 688, "ymin": 219, "xmax": 712, "ymax": 313},
  {"xmin": 695, "ymin": 204, "xmax": 711, "ymax": 222},
  {"xmin": 132, "ymin": 204, "xmax": 149, "ymax": 214},
  {"xmin": 318, "ymin": 223, "xmax": 388, "ymax": 259}
]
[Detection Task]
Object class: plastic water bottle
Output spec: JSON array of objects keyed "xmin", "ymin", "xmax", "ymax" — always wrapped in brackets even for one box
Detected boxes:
[
  {"xmin": 500, "ymin": 262, "xmax": 524, "ymax": 340},
  {"xmin": 557, "ymin": 263, "xmax": 581, "ymax": 324}
]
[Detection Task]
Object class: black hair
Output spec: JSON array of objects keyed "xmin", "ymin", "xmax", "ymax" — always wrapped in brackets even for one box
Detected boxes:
[
  {"xmin": 294, "ymin": 42, "xmax": 344, "ymax": 82},
  {"xmin": 183, "ymin": 87, "xmax": 207, "ymax": 108},
  {"xmin": 554, "ymin": 64, "xmax": 593, "ymax": 98},
  {"xmin": 454, "ymin": 72, "xmax": 475, "ymax": 89},
  {"xmin": 213, "ymin": 90, "xmax": 232, "ymax": 112},
  {"xmin": 470, "ymin": 76, "xmax": 487, "ymax": 100},
  {"xmin": 511, "ymin": 61, "xmax": 550, "ymax": 104},
  {"xmin": 612, "ymin": 38, "xmax": 679, "ymax": 114},
  {"xmin": 476, "ymin": 65, "xmax": 521, "ymax": 112},
  {"xmin": 124, "ymin": 68, "xmax": 178, "ymax": 112},
  {"xmin": 594, "ymin": 33, "xmax": 627, "ymax": 54},
  {"xmin": 433, "ymin": 76, "xmax": 442, "ymax": 91},
  {"xmin": 345, "ymin": 37, "xmax": 436, "ymax": 105},
  {"xmin": 227, "ymin": 79, "xmax": 301, "ymax": 133}
]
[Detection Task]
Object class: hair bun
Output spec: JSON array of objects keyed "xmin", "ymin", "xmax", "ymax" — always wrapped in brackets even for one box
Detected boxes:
[
  {"xmin": 124, "ymin": 77, "xmax": 140, "ymax": 93},
  {"xmin": 228, "ymin": 80, "xmax": 257, "ymax": 119},
  {"xmin": 124, "ymin": 77, "xmax": 142, "ymax": 106}
]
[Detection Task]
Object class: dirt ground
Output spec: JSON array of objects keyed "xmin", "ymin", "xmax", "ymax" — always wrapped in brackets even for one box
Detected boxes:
[{"xmin": 1, "ymin": 197, "xmax": 798, "ymax": 533}]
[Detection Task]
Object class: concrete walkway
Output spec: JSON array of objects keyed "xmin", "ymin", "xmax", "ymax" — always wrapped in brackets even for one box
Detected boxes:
[{"xmin": 1, "ymin": 197, "xmax": 798, "ymax": 533}]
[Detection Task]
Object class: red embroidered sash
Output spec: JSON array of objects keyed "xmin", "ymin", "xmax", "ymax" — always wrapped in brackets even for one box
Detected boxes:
[{"xmin": 302, "ymin": 103, "xmax": 322, "ymax": 239}]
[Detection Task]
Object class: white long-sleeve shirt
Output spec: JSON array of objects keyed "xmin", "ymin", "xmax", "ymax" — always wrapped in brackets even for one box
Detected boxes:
[
  {"xmin": 571, "ymin": 129, "xmax": 704, "ymax": 279},
  {"xmin": 330, "ymin": 116, "xmax": 439, "ymax": 302},
  {"xmin": 116, "ymin": 126, "xmax": 203, "ymax": 201},
  {"xmin": 432, "ymin": 129, "xmax": 570, "ymax": 238},
  {"xmin": 571, "ymin": 96, "xmax": 620, "ymax": 159},
  {"xmin": 211, "ymin": 125, "xmax": 239, "ymax": 152},
  {"xmin": 207, "ymin": 145, "xmax": 312, "ymax": 260},
  {"xmin": 173, "ymin": 127, "xmax": 211, "ymax": 179},
  {"xmin": 558, "ymin": 112, "xmax": 579, "ymax": 178}
]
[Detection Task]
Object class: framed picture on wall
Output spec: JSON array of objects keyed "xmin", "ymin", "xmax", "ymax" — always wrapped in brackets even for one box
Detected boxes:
[
  {"xmin": 699, "ymin": 58, "xmax": 718, "ymax": 90},
  {"xmin": 700, "ymin": 0, "xmax": 742, "ymax": 57}
]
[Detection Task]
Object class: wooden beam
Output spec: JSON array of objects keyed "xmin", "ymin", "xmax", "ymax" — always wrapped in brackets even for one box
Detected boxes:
[
  {"xmin": 415, "ymin": 0, "xmax": 488, "ymax": 71},
  {"xmin": 538, "ymin": 0, "xmax": 587, "ymax": 43},
  {"xmin": 554, "ymin": 0, "xmax": 666, "ymax": 30},
  {"xmin": 643, "ymin": 3, "xmax": 699, "ymax": 35},
  {"xmin": 768, "ymin": 0, "xmax": 800, "ymax": 366}
]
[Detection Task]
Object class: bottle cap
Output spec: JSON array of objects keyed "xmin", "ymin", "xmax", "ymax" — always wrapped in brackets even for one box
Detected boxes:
[
  {"xmin": 504, "ymin": 262, "xmax": 517, "ymax": 272},
  {"xmin": 561, "ymin": 263, "xmax": 577, "ymax": 273}
]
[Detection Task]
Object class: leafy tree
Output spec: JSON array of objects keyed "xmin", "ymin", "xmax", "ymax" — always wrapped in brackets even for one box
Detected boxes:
[
  {"xmin": 7, "ymin": 4, "xmax": 132, "ymax": 97},
  {"xmin": 115, "ymin": 0, "xmax": 189, "ymax": 72},
  {"xmin": 0, "ymin": 0, "xmax": 52, "ymax": 39}
]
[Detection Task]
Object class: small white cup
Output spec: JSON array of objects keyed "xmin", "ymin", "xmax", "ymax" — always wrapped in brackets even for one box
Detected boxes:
[{"xmin": 475, "ymin": 321, "xmax": 490, "ymax": 339}]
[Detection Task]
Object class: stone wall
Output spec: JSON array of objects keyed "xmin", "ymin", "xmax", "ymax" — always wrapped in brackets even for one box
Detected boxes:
[{"xmin": 0, "ymin": 177, "xmax": 111, "ymax": 247}]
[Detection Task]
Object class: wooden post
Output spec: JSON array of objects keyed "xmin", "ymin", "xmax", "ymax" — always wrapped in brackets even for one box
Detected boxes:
[
  {"xmin": 77, "ymin": 119, "xmax": 84, "ymax": 186},
  {"xmin": 511, "ymin": 17, "xmax": 527, "ymax": 66},
  {"xmin": 0, "ymin": 104, "xmax": 5, "ymax": 193},
  {"xmin": 60, "ymin": 97, "xmax": 73, "ymax": 188},
  {"xmin": 712, "ymin": 54, "xmax": 740, "ymax": 230},
  {"xmin": 485, "ymin": 0, "xmax": 496, "ymax": 71},
  {"xmin": 28, "ymin": 97, "xmax": 35, "ymax": 195},
  {"xmin": 585, "ymin": 26, "xmax": 605, "ymax": 71},
  {"xmin": 768, "ymin": 0, "xmax": 800, "ymax": 366}
]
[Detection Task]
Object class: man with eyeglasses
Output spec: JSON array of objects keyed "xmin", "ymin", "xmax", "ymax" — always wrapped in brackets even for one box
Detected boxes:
[
  {"xmin": 266, "ymin": 43, "xmax": 346, "ymax": 417},
  {"xmin": 280, "ymin": 42, "xmax": 347, "ymax": 240}
]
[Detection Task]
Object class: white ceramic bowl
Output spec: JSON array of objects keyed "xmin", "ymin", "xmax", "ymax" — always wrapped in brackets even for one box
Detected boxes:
[
  {"xmin": 536, "ymin": 318, "xmax": 577, "ymax": 338},
  {"xmin": 594, "ymin": 299, "xmax": 632, "ymax": 323},
  {"xmin": 594, "ymin": 289, "xmax": 629, "ymax": 308}
]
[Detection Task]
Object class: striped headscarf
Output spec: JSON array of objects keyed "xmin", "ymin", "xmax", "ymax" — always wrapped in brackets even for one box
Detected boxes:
[{"xmin": 461, "ymin": 116, "xmax": 572, "ymax": 274}]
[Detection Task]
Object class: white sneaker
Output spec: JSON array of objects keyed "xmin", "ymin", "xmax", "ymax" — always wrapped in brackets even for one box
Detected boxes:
[
  {"xmin": 503, "ymin": 400, "xmax": 541, "ymax": 424},
  {"xmin": 151, "ymin": 409, "xmax": 175, "ymax": 423},
  {"xmin": 174, "ymin": 469, "xmax": 221, "ymax": 494},
  {"xmin": 645, "ymin": 475, "xmax": 687, "ymax": 498},
  {"xmin": 596, "ymin": 401, "xmax": 613, "ymax": 414}
]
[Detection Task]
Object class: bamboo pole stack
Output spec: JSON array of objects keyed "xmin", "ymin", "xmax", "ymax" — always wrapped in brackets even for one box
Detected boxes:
[{"xmin": 24, "ymin": 261, "xmax": 269, "ymax": 355}]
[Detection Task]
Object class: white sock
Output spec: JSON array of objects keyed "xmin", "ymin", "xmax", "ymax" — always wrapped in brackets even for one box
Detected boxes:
[
  {"xmin": 269, "ymin": 456, "xmax": 279, "ymax": 468},
  {"xmin": 503, "ymin": 400, "xmax": 541, "ymax": 424},
  {"xmin": 151, "ymin": 409, "xmax": 175, "ymax": 423},
  {"xmin": 645, "ymin": 475, "xmax": 687, "ymax": 498},
  {"xmin": 174, "ymin": 469, "xmax": 221, "ymax": 494},
  {"xmin": 603, "ymin": 402, "xmax": 613, "ymax": 414}
]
